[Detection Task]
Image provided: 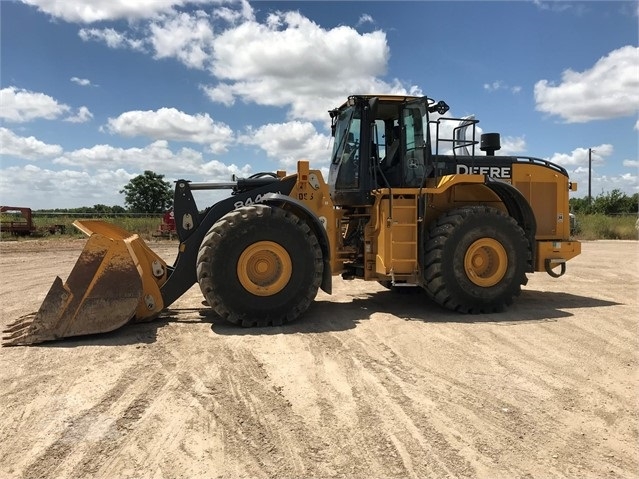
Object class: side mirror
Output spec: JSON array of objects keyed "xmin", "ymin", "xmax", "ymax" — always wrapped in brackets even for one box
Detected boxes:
[
  {"xmin": 329, "ymin": 108, "xmax": 338, "ymax": 137},
  {"xmin": 429, "ymin": 100, "xmax": 449, "ymax": 115}
]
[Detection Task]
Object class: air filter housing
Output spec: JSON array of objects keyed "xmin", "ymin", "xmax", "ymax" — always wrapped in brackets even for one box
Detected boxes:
[{"xmin": 480, "ymin": 133, "xmax": 501, "ymax": 156}]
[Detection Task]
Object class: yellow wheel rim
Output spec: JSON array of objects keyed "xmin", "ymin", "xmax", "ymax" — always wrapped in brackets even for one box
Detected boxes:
[
  {"xmin": 464, "ymin": 238, "xmax": 508, "ymax": 287},
  {"xmin": 237, "ymin": 241, "xmax": 292, "ymax": 296}
]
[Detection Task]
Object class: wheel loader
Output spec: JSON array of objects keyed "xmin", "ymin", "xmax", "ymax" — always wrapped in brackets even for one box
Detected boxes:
[{"xmin": 3, "ymin": 95, "xmax": 581, "ymax": 346}]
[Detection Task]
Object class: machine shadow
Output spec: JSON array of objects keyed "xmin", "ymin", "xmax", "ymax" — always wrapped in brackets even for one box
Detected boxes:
[
  {"xmin": 39, "ymin": 288, "xmax": 620, "ymax": 347},
  {"xmin": 207, "ymin": 288, "xmax": 620, "ymax": 337}
]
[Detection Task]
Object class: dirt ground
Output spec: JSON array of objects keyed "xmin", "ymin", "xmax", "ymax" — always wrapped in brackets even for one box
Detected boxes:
[{"xmin": 0, "ymin": 238, "xmax": 637, "ymax": 479}]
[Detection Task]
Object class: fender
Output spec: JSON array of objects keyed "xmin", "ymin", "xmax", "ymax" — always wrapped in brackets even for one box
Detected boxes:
[
  {"xmin": 262, "ymin": 193, "xmax": 333, "ymax": 295},
  {"xmin": 484, "ymin": 176, "xmax": 537, "ymax": 272}
]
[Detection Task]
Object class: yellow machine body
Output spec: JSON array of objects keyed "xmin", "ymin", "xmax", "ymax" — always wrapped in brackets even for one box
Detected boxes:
[
  {"xmin": 290, "ymin": 166, "xmax": 580, "ymax": 285},
  {"xmin": 3, "ymin": 94, "xmax": 582, "ymax": 345}
]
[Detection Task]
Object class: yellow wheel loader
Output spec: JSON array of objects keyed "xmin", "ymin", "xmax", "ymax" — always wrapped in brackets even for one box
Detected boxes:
[{"xmin": 3, "ymin": 95, "xmax": 581, "ymax": 346}]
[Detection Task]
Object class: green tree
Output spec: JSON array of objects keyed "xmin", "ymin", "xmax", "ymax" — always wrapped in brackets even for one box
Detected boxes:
[
  {"xmin": 570, "ymin": 190, "xmax": 638, "ymax": 215},
  {"xmin": 120, "ymin": 171, "xmax": 173, "ymax": 213},
  {"xmin": 569, "ymin": 196, "xmax": 591, "ymax": 214},
  {"xmin": 93, "ymin": 204, "xmax": 111, "ymax": 215},
  {"xmin": 590, "ymin": 189, "xmax": 638, "ymax": 215}
]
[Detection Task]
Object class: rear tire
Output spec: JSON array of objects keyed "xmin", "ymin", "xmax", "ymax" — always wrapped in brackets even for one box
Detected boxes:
[
  {"xmin": 423, "ymin": 206, "xmax": 529, "ymax": 313},
  {"xmin": 196, "ymin": 205, "xmax": 322, "ymax": 326}
]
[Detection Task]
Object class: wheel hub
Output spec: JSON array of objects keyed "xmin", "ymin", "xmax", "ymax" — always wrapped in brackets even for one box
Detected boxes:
[
  {"xmin": 237, "ymin": 241, "xmax": 292, "ymax": 296},
  {"xmin": 464, "ymin": 238, "xmax": 508, "ymax": 287}
]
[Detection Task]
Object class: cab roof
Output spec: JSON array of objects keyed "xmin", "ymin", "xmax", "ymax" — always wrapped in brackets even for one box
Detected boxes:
[{"xmin": 336, "ymin": 94, "xmax": 424, "ymax": 110}]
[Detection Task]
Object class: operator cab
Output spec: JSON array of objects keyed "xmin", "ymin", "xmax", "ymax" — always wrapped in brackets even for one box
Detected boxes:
[{"xmin": 328, "ymin": 95, "xmax": 449, "ymax": 206}]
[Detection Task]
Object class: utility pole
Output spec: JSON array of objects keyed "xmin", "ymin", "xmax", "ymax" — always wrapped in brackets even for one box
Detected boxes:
[{"xmin": 588, "ymin": 148, "xmax": 592, "ymax": 206}]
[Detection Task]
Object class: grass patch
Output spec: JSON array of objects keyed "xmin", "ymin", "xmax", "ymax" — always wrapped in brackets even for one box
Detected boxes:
[
  {"xmin": 1, "ymin": 215, "xmax": 164, "ymax": 241},
  {"xmin": 574, "ymin": 214, "xmax": 638, "ymax": 240}
]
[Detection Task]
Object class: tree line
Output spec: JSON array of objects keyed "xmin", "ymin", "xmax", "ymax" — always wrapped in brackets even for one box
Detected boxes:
[{"xmin": 570, "ymin": 189, "xmax": 638, "ymax": 215}]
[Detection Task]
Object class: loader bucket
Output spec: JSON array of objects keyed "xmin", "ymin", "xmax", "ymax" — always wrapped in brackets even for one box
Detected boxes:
[{"xmin": 3, "ymin": 220, "xmax": 168, "ymax": 346}]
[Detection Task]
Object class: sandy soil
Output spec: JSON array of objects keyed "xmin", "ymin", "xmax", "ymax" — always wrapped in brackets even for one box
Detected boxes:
[{"xmin": 0, "ymin": 238, "xmax": 637, "ymax": 479}]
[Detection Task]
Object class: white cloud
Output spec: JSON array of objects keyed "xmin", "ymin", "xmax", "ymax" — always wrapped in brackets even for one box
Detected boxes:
[
  {"xmin": 76, "ymin": 4, "xmax": 251, "ymax": 66},
  {"xmin": 0, "ymin": 86, "xmax": 92, "ymax": 124},
  {"xmin": 547, "ymin": 144, "xmax": 614, "ymax": 167},
  {"xmin": 70, "ymin": 77, "xmax": 92, "ymax": 87},
  {"xmin": 589, "ymin": 173, "xmax": 638, "ymax": 196},
  {"xmin": 149, "ymin": 10, "xmax": 215, "ymax": 69},
  {"xmin": 104, "ymin": 108, "xmax": 234, "ymax": 153},
  {"xmin": 535, "ymin": 46, "xmax": 639, "ymax": 123},
  {"xmin": 200, "ymin": 83, "xmax": 235, "ymax": 106},
  {"xmin": 78, "ymin": 27, "xmax": 146, "ymax": 51},
  {"xmin": 211, "ymin": 11, "xmax": 387, "ymax": 83},
  {"xmin": 0, "ymin": 127, "xmax": 64, "ymax": 160},
  {"xmin": 483, "ymin": 81, "xmax": 522, "ymax": 94},
  {"xmin": 0, "ymin": 164, "xmax": 134, "ymax": 208},
  {"xmin": 238, "ymin": 121, "xmax": 332, "ymax": 168},
  {"xmin": 75, "ymin": 1, "xmax": 254, "ymax": 59},
  {"xmin": 19, "ymin": 0, "xmax": 217, "ymax": 23},
  {"xmin": 0, "ymin": 138, "xmax": 254, "ymax": 208},
  {"xmin": 634, "ymin": 119, "xmax": 639, "ymax": 131},
  {"xmin": 58, "ymin": 140, "xmax": 178, "ymax": 169},
  {"xmin": 357, "ymin": 14, "xmax": 374, "ymax": 26},
  {"xmin": 532, "ymin": 0, "xmax": 586, "ymax": 14},
  {"xmin": 545, "ymin": 144, "xmax": 638, "ymax": 197},
  {"xmin": 64, "ymin": 106, "xmax": 94, "ymax": 123},
  {"xmin": 52, "ymin": 140, "xmax": 250, "ymax": 179},
  {"xmin": 623, "ymin": 159, "xmax": 639, "ymax": 168},
  {"xmin": 212, "ymin": 0, "xmax": 254, "ymax": 24},
  {"xmin": 0, "ymin": 158, "xmax": 251, "ymax": 209},
  {"xmin": 499, "ymin": 136, "xmax": 527, "ymax": 156},
  {"xmin": 208, "ymin": 11, "xmax": 420, "ymax": 120},
  {"xmin": 69, "ymin": 7, "xmax": 421, "ymax": 122},
  {"xmin": 0, "ymin": 86, "xmax": 70, "ymax": 123}
]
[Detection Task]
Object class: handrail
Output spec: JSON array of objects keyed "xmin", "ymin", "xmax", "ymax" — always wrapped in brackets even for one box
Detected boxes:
[{"xmin": 430, "ymin": 116, "xmax": 568, "ymax": 176}]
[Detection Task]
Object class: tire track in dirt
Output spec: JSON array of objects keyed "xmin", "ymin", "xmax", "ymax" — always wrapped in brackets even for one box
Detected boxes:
[
  {"xmin": 66, "ymin": 390, "xmax": 159, "ymax": 478},
  {"xmin": 304, "ymin": 330, "xmax": 476, "ymax": 478},
  {"xmin": 151, "ymin": 339, "xmax": 336, "ymax": 478},
  {"xmin": 1, "ymin": 240, "xmax": 637, "ymax": 478},
  {"xmin": 305, "ymin": 319, "xmax": 634, "ymax": 478},
  {"xmin": 20, "ymin": 365, "xmax": 166, "ymax": 479},
  {"xmin": 394, "ymin": 321, "xmax": 637, "ymax": 478}
]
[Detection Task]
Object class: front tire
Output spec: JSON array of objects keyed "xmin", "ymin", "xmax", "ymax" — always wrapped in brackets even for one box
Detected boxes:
[
  {"xmin": 423, "ymin": 206, "xmax": 529, "ymax": 313},
  {"xmin": 196, "ymin": 205, "xmax": 323, "ymax": 326}
]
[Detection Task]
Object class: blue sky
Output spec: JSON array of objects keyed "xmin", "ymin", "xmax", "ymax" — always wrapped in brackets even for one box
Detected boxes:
[{"xmin": 1, "ymin": 0, "xmax": 638, "ymax": 209}]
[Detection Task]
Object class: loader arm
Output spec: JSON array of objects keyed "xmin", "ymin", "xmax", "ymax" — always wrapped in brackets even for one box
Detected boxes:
[{"xmin": 159, "ymin": 177, "xmax": 298, "ymax": 308}]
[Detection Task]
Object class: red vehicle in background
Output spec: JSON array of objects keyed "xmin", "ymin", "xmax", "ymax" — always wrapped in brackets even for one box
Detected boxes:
[{"xmin": 153, "ymin": 208, "xmax": 176, "ymax": 238}]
